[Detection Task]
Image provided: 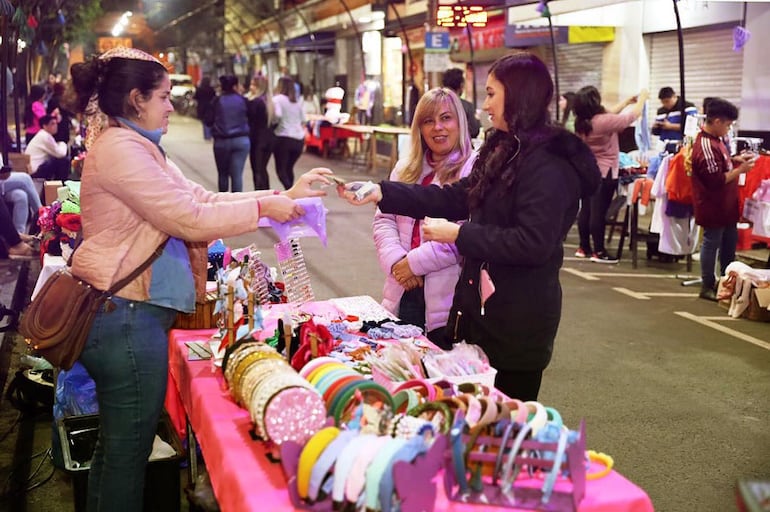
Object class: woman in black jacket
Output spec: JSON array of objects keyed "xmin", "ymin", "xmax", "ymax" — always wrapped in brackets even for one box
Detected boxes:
[{"xmin": 339, "ymin": 53, "xmax": 600, "ymax": 400}]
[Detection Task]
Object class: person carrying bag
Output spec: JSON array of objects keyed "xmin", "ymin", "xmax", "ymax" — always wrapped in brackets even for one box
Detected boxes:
[{"xmin": 20, "ymin": 241, "xmax": 166, "ymax": 370}]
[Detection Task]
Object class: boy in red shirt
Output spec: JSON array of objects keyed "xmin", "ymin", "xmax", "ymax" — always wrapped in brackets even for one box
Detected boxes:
[{"xmin": 691, "ymin": 98, "xmax": 756, "ymax": 301}]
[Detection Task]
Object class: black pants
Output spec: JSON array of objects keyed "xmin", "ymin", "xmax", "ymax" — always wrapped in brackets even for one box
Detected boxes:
[
  {"xmin": 249, "ymin": 136, "xmax": 273, "ymax": 190},
  {"xmin": 0, "ymin": 199, "xmax": 22, "ymax": 253},
  {"xmin": 577, "ymin": 173, "xmax": 617, "ymax": 254},
  {"xmin": 398, "ymin": 288, "xmax": 452, "ymax": 350},
  {"xmin": 494, "ymin": 368, "xmax": 543, "ymax": 401},
  {"xmin": 32, "ymin": 157, "xmax": 70, "ymax": 181},
  {"xmin": 272, "ymin": 136, "xmax": 304, "ymax": 190}
]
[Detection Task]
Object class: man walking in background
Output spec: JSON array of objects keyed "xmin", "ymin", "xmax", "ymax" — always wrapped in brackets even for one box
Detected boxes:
[{"xmin": 441, "ymin": 68, "xmax": 480, "ymax": 139}]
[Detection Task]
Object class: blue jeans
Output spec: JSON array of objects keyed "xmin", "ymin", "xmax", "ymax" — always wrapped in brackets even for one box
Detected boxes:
[
  {"xmin": 0, "ymin": 171, "xmax": 43, "ymax": 233},
  {"xmin": 700, "ymin": 224, "xmax": 738, "ymax": 290},
  {"xmin": 213, "ymin": 135, "xmax": 250, "ymax": 192},
  {"xmin": 202, "ymin": 122, "xmax": 212, "ymax": 141},
  {"xmin": 78, "ymin": 298, "xmax": 176, "ymax": 512}
]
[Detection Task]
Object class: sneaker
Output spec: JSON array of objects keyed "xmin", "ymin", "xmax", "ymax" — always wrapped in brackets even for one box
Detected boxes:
[
  {"xmin": 590, "ymin": 251, "xmax": 618, "ymax": 264},
  {"xmin": 699, "ymin": 288, "xmax": 718, "ymax": 302},
  {"xmin": 574, "ymin": 248, "xmax": 588, "ymax": 258}
]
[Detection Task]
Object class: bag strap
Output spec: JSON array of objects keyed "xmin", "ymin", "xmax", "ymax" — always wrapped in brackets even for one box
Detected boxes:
[{"xmin": 106, "ymin": 239, "xmax": 169, "ymax": 296}]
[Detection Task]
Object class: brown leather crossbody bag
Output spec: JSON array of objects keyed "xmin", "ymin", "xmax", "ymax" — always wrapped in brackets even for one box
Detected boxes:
[{"xmin": 20, "ymin": 241, "xmax": 166, "ymax": 370}]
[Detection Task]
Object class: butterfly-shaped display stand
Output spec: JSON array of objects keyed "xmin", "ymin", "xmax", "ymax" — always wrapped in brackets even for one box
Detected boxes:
[
  {"xmin": 443, "ymin": 421, "xmax": 586, "ymax": 511},
  {"xmin": 280, "ymin": 434, "xmax": 447, "ymax": 512}
]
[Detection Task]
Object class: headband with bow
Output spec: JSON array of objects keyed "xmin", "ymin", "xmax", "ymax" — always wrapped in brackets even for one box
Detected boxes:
[{"xmin": 84, "ymin": 47, "xmax": 163, "ymax": 149}]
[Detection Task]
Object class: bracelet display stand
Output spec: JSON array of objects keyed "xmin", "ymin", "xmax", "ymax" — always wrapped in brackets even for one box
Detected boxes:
[
  {"xmin": 443, "ymin": 421, "xmax": 586, "ymax": 511},
  {"xmin": 279, "ymin": 434, "xmax": 447, "ymax": 512}
]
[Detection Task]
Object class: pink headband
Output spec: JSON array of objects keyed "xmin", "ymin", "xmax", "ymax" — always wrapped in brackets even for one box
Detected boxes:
[{"xmin": 84, "ymin": 47, "xmax": 163, "ymax": 149}]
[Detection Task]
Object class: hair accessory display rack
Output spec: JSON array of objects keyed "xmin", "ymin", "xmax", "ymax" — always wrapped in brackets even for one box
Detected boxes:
[
  {"xmin": 443, "ymin": 421, "xmax": 586, "ymax": 511},
  {"xmin": 279, "ymin": 434, "xmax": 447, "ymax": 512},
  {"xmin": 275, "ymin": 238, "xmax": 315, "ymax": 304}
]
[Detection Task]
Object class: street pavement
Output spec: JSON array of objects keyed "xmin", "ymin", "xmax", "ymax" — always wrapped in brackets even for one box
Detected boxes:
[{"xmin": 1, "ymin": 113, "xmax": 768, "ymax": 511}]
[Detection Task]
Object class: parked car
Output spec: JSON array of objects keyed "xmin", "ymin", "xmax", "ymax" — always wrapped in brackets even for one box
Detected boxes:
[{"xmin": 169, "ymin": 74, "xmax": 196, "ymax": 115}]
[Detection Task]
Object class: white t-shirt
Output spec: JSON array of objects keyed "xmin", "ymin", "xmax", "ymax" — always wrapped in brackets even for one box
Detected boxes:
[
  {"xmin": 25, "ymin": 129, "xmax": 67, "ymax": 172},
  {"xmin": 273, "ymin": 94, "xmax": 306, "ymax": 141}
]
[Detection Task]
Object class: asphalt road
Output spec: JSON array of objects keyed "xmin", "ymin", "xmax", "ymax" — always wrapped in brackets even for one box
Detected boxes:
[{"xmin": 3, "ymin": 113, "xmax": 767, "ymax": 511}]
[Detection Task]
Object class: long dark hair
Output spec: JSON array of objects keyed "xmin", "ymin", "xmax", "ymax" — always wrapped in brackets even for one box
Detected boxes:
[
  {"xmin": 573, "ymin": 85, "xmax": 605, "ymax": 136},
  {"xmin": 64, "ymin": 57, "xmax": 167, "ymax": 118},
  {"xmin": 467, "ymin": 52, "xmax": 556, "ymax": 209}
]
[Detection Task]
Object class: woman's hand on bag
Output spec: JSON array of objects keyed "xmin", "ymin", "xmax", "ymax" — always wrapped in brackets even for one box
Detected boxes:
[
  {"xmin": 422, "ymin": 217, "xmax": 460, "ymax": 243},
  {"xmin": 258, "ymin": 195, "xmax": 304, "ymax": 223},
  {"xmin": 286, "ymin": 167, "xmax": 333, "ymax": 199},
  {"xmin": 337, "ymin": 182, "xmax": 382, "ymax": 205}
]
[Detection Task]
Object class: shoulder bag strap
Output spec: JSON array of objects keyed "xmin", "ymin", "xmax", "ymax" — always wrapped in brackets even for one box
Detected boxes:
[{"xmin": 106, "ymin": 238, "xmax": 169, "ymax": 296}]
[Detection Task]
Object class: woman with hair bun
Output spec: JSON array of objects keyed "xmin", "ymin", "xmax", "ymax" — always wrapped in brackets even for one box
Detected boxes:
[
  {"xmin": 64, "ymin": 47, "xmax": 331, "ymax": 511},
  {"xmin": 340, "ymin": 52, "xmax": 600, "ymax": 400}
]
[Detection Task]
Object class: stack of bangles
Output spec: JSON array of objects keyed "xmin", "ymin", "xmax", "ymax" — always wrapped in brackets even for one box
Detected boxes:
[{"xmin": 223, "ymin": 343, "xmax": 326, "ymax": 445}]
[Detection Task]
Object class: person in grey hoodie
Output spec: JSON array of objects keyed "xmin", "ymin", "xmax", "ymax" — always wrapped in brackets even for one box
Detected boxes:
[{"xmin": 340, "ymin": 53, "xmax": 600, "ymax": 400}]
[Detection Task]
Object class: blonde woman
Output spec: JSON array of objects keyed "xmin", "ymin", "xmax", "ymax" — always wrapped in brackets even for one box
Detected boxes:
[
  {"xmin": 247, "ymin": 74, "xmax": 276, "ymax": 190},
  {"xmin": 373, "ymin": 88, "xmax": 477, "ymax": 349}
]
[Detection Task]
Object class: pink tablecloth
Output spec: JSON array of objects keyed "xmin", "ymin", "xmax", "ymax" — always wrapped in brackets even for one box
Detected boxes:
[{"xmin": 165, "ymin": 328, "xmax": 655, "ymax": 512}]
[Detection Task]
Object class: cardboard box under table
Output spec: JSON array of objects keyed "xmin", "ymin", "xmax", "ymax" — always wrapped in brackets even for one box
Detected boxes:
[{"xmin": 163, "ymin": 297, "xmax": 655, "ymax": 512}]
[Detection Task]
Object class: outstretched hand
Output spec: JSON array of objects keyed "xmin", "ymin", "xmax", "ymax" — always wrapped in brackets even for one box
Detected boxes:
[
  {"xmin": 336, "ymin": 181, "xmax": 382, "ymax": 205},
  {"xmin": 287, "ymin": 167, "xmax": 334, "ymax": 199},
  {"xmin": 258, "ymin": 195, "xmax": 304, "ymax": 223}
]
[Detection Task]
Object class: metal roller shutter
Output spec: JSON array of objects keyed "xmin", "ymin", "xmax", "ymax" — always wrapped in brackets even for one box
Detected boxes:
[
  {"xmin": 542, "ymin": 43, "xmax": 605, "ymax": 97},
  {"xmin": 648, "ymin": 26, "xmax": 743, "ymax": 112}
]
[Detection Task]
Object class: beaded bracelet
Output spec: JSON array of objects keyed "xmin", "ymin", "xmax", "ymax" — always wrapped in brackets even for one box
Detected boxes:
[{"xmin": 586, "ymin": 450, "xmax": 614, "ymax": 480}]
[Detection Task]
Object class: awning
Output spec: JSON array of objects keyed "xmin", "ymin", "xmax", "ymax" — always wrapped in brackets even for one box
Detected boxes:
[{"xmin": 250, "ymin": 31, "xmax": 336, "ymax": 53}]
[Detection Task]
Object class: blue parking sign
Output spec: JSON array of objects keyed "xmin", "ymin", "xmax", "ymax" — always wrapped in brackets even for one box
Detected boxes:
[{"xmin": 425, "ymin": 32, "xmax": 450, "ymax": 51}]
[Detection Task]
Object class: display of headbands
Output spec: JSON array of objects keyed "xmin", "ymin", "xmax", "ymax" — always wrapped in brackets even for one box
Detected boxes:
[
  {"xmin": 279, "ymin": 420, "xmax": 448, "ymax": 512},
  {"xmin": 299, "ymin": 358, "xmax": 394, "ymax": 427},
  {"xmin": 275, "ymin": 238, "xmax": 315, "ymax": 304},
  {"xmin": 223, "ymin": 342, "xmax": 327, "ymax": 446},
  {"xmin": 443, "ymin": 401, "xmax": 591, "ymax": 510},
  {"xmin": 243, "ymin": 244, "xmax": 274, "ymax": 305}
]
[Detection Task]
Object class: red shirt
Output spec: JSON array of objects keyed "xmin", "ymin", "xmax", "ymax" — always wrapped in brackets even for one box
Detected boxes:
[{"xmin": 690, "ymin": 130, "xmax": 739, "ymax": 228}]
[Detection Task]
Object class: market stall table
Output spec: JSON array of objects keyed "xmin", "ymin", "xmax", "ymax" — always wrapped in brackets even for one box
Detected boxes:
[{"xmin": 165, "ymin": 314, "xmax": 654, "ymax": 512}]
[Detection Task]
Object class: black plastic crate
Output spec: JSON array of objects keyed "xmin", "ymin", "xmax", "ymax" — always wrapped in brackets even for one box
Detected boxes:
[{"xmin": 57, "ymin": 411, "xmax": 184, "ymax": 512}]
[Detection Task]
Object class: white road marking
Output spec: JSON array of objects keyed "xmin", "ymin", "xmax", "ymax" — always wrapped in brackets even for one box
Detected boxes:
[
  {"xmin": 561, "ymin": 267, "xmax": 600, "ymax": 281},
  {"xmin": 612, "ymin": 287, "xmax": 699, "ymax": 300},
  {"xmin": 675, "ymin": 311, "xmax": 770, "ymax": 351},
  {"xmin": 588, "ymin": 273, "xmax": 680, "ymax": 278}
]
